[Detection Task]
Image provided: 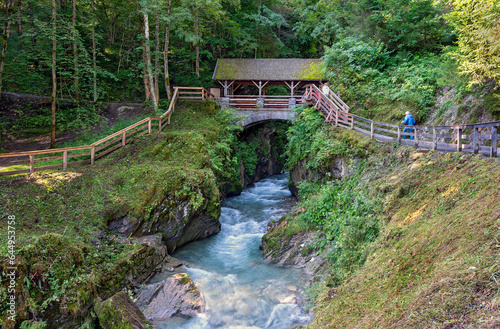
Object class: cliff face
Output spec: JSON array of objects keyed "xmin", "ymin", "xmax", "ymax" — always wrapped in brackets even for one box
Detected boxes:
[
  {"xmin": 288, "ymin": 156, "xmax": 353, "ymax": 197},
  {"xmin": 237, "ymin": 122, "xmax": 289, "ymax": 188}
]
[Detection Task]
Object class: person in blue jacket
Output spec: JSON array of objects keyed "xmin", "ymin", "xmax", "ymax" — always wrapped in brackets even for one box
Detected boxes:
[{"xmin": 402, "ymin": 111, "xmax": 416, "ymax": 140}]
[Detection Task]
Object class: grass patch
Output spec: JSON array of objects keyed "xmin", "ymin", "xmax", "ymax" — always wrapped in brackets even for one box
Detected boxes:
[{"xmin": 0, "ymin": 100, "xmax": 242, "ymax": 326}]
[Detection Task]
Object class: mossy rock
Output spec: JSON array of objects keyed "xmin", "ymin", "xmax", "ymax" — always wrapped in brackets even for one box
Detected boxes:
[{"xmin": 96, "ymin": 292, "xmax": 155, "ymax": 329}]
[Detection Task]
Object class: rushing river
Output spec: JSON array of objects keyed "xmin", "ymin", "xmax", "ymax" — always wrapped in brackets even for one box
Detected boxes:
[{"xmin": 149, "ymin": 173, "xmax": 312, "ymax": 329}]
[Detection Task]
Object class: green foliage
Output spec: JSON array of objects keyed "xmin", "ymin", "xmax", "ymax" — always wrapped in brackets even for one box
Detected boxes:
[
  {"xmin": 295, "ymin": 175, "xmax": 379, "ymax": 287},
  {"xmin": 447, "ymin": 0, "xmax": 500, "ymax": 86},
  {"xmin": 367, "ymin": 0, "xmax": 451, "ymax": 52},
  {"xmin": 286, "ymin": 106, "xmax": 372, "ymax": 170},
  {"xmin": 324, "ymin": 38, "xmax": 443, "ymax": 122}
]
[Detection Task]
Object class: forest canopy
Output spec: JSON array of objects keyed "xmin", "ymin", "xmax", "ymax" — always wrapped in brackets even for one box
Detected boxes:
[{"xmin": 0, "ymin": 0, "xmax": 498, "ymax": 105}]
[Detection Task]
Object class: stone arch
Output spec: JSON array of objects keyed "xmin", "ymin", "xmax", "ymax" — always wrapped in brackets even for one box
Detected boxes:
[{"xmin": 239, "ymin": 111, "xmax": 294, "ymax": 127}]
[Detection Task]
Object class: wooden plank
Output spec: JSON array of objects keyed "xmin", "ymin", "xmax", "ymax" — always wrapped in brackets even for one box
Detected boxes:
[
  {"xmin": 0, "ymin": 168, "xmax": 31, "ymax": 176},
  {"xmin": 122, "ymin": 131, "xmax": 126, "ymax": 146},
  {"xmin": 415, "ymin": 128, "xmax": 419, "ymax": 147},
  {"xmin": 36, "ymin": 163, "xmax": 63, "ymax": 171},
  {"xmin": 67, "ymin": 159, "xmax": 91, "ymax": 167},
  {"xmin": 92, "ymin": 118, "xmax": 150, "ymax": 146},
  {"xmin": 95, "ymin": 144, "xmax": 122, "ymax": 159},
  {"xmin": 398, "ymin": 126, "xmax": 401, "ymax": 143},
  {"xmin": 91, "ymin": 146, "xmax": 95, "ymax": 165},
  {"xmin": 374, "ymin": 126, "xmax": 398, "ymax": 135},
  {"xmin": 457, "ymin": 128, "xmax": 462, "ymax": 152},
  {"xmin": 491, "ymin": 126, "xmax": 498, "ymax": 157},
  {"xmin": 433, "ymin": 128, "xmax": 437, "ymax": 150},
  {"xmin": 356, "ymin": 122, "xmax": 372, "ymax": 130},
  {"xmin": 0, "ymin": 159, "xmax": 29, "ymax": 166},
  {"xmin": 29, "ymin": 155, "xmax": 34, "ymax": 174},
  {"xmin": 68, "ymin": 152, "xmax": 91, "ymax": 159},
  {"xmin": 63, "ymin": 151, "xmax": 68, "ymax": 170},
  {"xmin": 370, "ymin": 122, "xmax": 374, "ymax": 139},
  {"xmin": 473, "ymin": 127, "xmax": 479, "ymax": 154},
  {"xmin": 96, "ymin": 137, "xmax": 122, "ymax": 152},
  {"xmin": 126, "ymin": 124, "xmax": 149, "ymax": 138},
  {"xmin": 0, "ymin": 145, "xmax": 90, "ymax": 158},
  {"xmin": 33, "ymin": 155, "xmax": 62, "ymax": 163}
]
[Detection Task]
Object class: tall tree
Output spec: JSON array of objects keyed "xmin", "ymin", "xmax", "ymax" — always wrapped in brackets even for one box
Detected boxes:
[
  {"xmin": 51, "ymin": 0, "xmax": 57, "ymax": 147},
  {"xmin": 91, "ymin": 0, "xmax": 97, "ymax": 103},
  {"xmin": 448, "ymin": 0, "xmax": 500, "ymax": 86},
  {"xmin": 163, "ymin": 0, "xmax": 172, "ymax": 99},
  {"xmin": 0, "ymin": 0, "xmax": 18, "ymax": 96},
  {"xmin": 144, "ymin": 11, "xmax": 158, "ymax": 109},
  {"xmin": 72, "ymin": 0, "xmax": 79, "ymax": 100},
  {"xmin": 154, "ymin": 9, "xmax": 160, "ymax": 101}
]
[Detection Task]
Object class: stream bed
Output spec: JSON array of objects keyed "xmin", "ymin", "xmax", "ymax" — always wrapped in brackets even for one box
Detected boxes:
[{"xmin": 149, "ymin": 173, "xmax": 312, "ymax": 329}]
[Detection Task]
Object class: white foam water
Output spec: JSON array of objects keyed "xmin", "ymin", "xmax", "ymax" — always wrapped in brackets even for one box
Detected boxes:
[{"xmin": 151, "ymin": 174, "xmax": 312, "ymax": 329}]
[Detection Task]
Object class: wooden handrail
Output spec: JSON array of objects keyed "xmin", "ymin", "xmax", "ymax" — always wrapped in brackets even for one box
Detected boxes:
[
  {"xmin": 305, "ymin": 84, "xmax": 500, "ymax": 158},
  {"xmin": 0, "ymin": 86, "xmax": 215, "ymax": 177}
]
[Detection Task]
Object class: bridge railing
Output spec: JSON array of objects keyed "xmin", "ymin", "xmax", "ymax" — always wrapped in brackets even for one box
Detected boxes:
[
  {"xmin": 0, "ymin": 86, "xmax": 214, "ymax": 177},
  {"xmin": 304, "ymin": 84, "xmax": 500, "ymax": 157},
  {"xmin": 227, "ymin": 95, "xmax": 304, "ymax": 109}
]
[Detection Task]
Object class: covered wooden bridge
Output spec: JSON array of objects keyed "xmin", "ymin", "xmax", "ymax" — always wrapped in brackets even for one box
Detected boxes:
[{"xmin": 212, "ymin": 58, "xmax": 324, "ymax": 115}]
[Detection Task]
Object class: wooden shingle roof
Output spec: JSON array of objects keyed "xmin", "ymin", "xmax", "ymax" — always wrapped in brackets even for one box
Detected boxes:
[{"xmin": 212, "ymin": 58, "xmax": 324, "ymax": 81}]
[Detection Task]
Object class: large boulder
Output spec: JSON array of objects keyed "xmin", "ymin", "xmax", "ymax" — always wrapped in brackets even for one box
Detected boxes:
[
  {"xmin": 96, "ymin": 292, "xmax": 156, "ymax": 329},
  {"xmin": 136, "ymin": 273, "xmax": 205, "ymax": 321}
]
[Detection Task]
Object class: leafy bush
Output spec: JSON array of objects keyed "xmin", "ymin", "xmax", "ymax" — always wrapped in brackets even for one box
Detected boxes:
[
  {"xmin": 323, "ymin": 37, "xmax": 442, "ymax": 122},
  {"xmin": 296, "ymin": 175, "xmax": 379, "ymax": 287},
  {"xmin": 286, "ymin": 106, "xmax": 373, "ymax": 170}
]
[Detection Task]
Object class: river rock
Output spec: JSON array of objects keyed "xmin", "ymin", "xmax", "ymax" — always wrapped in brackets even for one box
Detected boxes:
[
  {"xmin": 137, "ymin": 273, "xmax": 205, "ymax": 321},
  {"xmin": 131, "ymin": 233, "xmax": 164, "ymax": 247},
  {"xmin": 95, "ymin": 292, "xmax": 156, "ymax": 329}
]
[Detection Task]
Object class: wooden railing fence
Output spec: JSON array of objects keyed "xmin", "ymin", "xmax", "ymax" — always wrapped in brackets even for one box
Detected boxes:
[
  {"xmin": 227, "ymin": 95, "xmax": 304, "ymax": 109},
  {"xmin": 304, "ymin": 84, "xmax": 500, "ymax": 158},
  {"xmin": 0, "ymin": 87, "xmax": 215, "ymax": 177}
]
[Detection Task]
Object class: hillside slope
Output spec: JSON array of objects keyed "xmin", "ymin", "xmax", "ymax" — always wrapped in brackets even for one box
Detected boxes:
[{"xmin": 262, "ymin": 106, "xmax": 500, "ymax": 328}]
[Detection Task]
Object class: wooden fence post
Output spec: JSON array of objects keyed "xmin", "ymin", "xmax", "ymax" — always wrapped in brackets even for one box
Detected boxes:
[
  {"xmin": 63, "ymin": 150, "xmax": 68, "ymax": 170},
  {"xmin": 29, "ymin": 155, "xmax": 34, "ymax": 174},
  {"xmin": 473, "ymin": 127, "xmax": 479, "ymax": 154},
  {"xmin": 122, "ymin": 131, "xmax": 126, "ymax": 146},
  {"xmin": 350, "ymin": 117, "xmax": 354, "ymax": 130},
  {"xmin": 414, "ymin": 127, "xmax": 419, "ymax": 148},
  {"xmin": 433, "ymin": 128, "xmax": 437, "ymax": 150},
  {"xmin": 491, "ymin": 126, "xmax": 498, "ymax": 157},
  {"xmin": 370, "ymin": 122, "xmax": 374, "ymax": 139},
  {"xmin": 91, "ymin": 146, "xmax": 95, "ymax": 165},
  {"xmin": 148, "ymin": 118, "xmax": 152, "ymax": 134},
  {"xmin": 397, "ymin": 126, "xmax": 401, "ymax": 143},
  {"xmin": 159, "ymin": 118, "xmax": 162, "ymax": 132},
  {"xmin": 457, "ymin": 128, "xmax": 462, "ymax": 152}
]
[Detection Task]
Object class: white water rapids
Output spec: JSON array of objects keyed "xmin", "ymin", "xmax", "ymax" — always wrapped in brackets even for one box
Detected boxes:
[{"xmin": 149, "ymin": 173, "xmax": 312, "ymax": 329}]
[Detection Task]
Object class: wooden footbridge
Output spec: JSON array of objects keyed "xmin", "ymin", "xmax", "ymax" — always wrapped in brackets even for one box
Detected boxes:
[{"xmin": 1, "ymin": 84, "xmax": 499, "ymax": 177}]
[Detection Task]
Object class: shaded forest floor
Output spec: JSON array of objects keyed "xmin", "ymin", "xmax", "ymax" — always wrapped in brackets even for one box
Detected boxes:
[{"xmin": 0, "ymin": 91, "xmax": 152, "ymax": 156}]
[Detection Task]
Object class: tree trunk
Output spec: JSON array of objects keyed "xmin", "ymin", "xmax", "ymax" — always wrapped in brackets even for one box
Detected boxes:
[
  {"xmin": 0, "ymin": 9, "xmax": 11, "ymax": 96},
  {"xmin": 154, "ymin": 10, "xmax": 160, "ymax": 102},
  {"xmin": 16, "ymin": 0, "xmax": 22, "ymax": 35},
  {"xmin": 29, "ymin": 0, "xmax": 35, "ymax": 48},
  {"xmin": 164, "ymin": 0, "xmax": 171, "ymax": 99},
  {"xmin": 91, "ymin": 0, "xmax": 97, "ymax": 103},
  {"xmin": 194, "ymin": 6, "xmax": 199, "ymax": 77},
  {"xmin": 72, "ymin": 0, "xmax": 79, "ymax": 100},
  {"xmin": 144, "ymin": 13, "xmax": 157, "ymax": 109},
  {"xmin": 51, "ymin": 0, "xmax": 57, "ymax": 148},
  {"xmin": 138, "ymin": 4, "xmax": 150, "ymax": 101}
]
